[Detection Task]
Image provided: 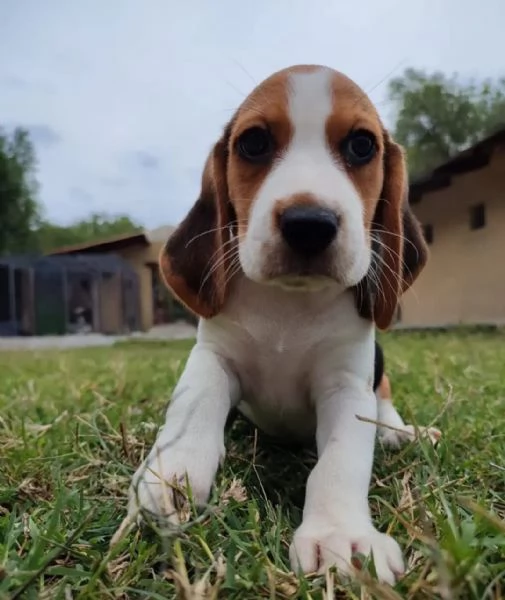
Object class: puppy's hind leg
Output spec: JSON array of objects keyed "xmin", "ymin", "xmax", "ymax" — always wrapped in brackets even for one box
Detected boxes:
[{"xmin": 376, "ymin": 374, "xmax": 441, "ymax": 448}]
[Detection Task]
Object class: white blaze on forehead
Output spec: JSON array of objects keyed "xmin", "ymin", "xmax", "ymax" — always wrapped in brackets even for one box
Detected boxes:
[{"xmin": 288, "ymin": 67, "xmax": 333, "ymax": 146}]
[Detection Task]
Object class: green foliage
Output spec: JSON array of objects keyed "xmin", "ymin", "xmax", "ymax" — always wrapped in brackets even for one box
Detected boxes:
[
  {"xmin": 388, "ymin": 68, "xmax": 505, "ymax": 176},
  {"xmin": 0, "ymin": 127, "xmax": 41, "ymax": 255},
  {"xmin": 0, "ymin": 128, "xmax": 143, "ymax": 256},
  {"xmin": 35, "ymin": 212, "xmax": 143, "ymax": 253}
]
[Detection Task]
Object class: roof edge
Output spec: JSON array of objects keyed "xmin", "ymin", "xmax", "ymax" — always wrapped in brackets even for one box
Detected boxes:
[
  {"xmin": 47, "ymin": 230, "xmax": 149, "ymax": 255},
  {"xmin": 409, "ymin": 125, "xmax": 505, "ymax": 201}
]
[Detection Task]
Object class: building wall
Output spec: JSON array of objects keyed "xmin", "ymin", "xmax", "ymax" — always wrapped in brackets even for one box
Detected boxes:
[
  {"xmin": 99, "ymin": 273, "xmax": 122, "ymax": 334},
  {"xmin": 116, "ymin": 241, "xmax": 164, "ymax": 331},
  {"xmin": 57, "ymin": 235, "xmax": 180, "ymax": 332},
  {"xmin": 400, "ymin": 146, "xmax": 505, "ymax": 327}
]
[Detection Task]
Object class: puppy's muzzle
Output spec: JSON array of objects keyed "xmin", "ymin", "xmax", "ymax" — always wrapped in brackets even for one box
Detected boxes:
[{"xmin": 279, "ymin": 206, "xmax": 339, "ymax": 257}]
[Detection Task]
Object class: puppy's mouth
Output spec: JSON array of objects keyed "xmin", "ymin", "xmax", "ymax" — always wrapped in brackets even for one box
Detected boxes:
[
  {"xmin": 253, "ymin": 251, "xmax": 369, "ymax": 292},
  {"xmin": 267, "ymin": 274, "xmax": 336, "ymax": 292},
  {"xmin": 243, "ymin": 246, "xmax": 349, "ymax": 291}
]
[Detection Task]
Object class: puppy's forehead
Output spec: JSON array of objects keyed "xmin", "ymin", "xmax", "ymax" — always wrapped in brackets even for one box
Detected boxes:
[{"xmin": 234, "ymin": 65, "xmax": 379, "ymax": 128}]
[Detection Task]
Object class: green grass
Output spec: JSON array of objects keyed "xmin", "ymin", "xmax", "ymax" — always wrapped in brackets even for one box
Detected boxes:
[{"xmin": 1, "ymin": 331, "xmax": 505, "ymax": 599}]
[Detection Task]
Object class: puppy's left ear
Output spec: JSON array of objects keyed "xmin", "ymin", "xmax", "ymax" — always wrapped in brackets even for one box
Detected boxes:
[{"xmin": 368, "ymin": 133, "xmax": 428, "ymax": 330}]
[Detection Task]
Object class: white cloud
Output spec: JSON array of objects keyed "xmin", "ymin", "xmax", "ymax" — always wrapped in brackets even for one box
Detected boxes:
[{"xmin": 0, "ymin": 0, "xmax": 504, "ymax": 228}]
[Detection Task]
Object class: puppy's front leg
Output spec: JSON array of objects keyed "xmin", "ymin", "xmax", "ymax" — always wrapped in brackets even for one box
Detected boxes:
[
  {"xmin": 128, "ymin": 345, "xmax": 239, "ymax": 523},
  {"xmin": 290, "ymin": 371, "xmax": 404, "ymax": 585}
]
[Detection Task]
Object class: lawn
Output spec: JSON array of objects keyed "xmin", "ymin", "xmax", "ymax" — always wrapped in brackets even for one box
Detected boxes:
[{"xmin": 1, "ymin": 330, "xmax": 505, "ymax": 599}]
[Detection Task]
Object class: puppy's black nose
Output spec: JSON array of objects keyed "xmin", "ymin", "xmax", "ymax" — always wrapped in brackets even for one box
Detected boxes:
[{"xmin": 279, "ymin": 206, "xmax": 338, "ymax": 257}]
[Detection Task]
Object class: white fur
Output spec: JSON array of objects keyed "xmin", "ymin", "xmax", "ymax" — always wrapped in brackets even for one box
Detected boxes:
[
  {"xmin": 377, "ymin": 393, "xmax": 441, "ymax": 447},
  {"xmin": 239, "ymin": 68, "xmax": 370, "ymax": 287},
  {"xmin": 126, "ymin": 67, "xmax": 437, "ymax": 585}
]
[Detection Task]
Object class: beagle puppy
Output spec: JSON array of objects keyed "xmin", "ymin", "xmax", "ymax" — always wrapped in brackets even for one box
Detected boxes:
[{"xmin": 127, "ymin": 65, "xmax": 440, "ymax": 585}]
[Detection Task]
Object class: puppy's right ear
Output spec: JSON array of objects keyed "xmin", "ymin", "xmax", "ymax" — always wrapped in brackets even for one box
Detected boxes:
[{"xmin": 159, "ymin": 134, "xmax": 235, "ymax": 319}]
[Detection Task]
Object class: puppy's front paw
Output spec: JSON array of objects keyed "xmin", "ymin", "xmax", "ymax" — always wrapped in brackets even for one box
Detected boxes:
[
  {"xmin": 127, "ymin": 435, "xmax": 224, "ymax": 524},
  {"xmin": 379, "ymin": 424, "xmax": 441, "ymax": 448},
  {"xmin": 289, "ymin": 517, "xmax": 404, "ymax": 585}
]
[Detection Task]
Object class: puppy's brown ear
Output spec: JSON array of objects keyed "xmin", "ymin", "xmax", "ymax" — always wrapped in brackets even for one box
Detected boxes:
[
  {"xmin": 159, "ymin": 134, "xmax": 235, "ymax": 319},
  {"xmin": 367, "ymin": 134, "xmax": 428, "ymax": 330}
]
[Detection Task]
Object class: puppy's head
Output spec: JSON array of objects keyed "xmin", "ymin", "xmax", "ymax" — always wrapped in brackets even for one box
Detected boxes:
[{"xmin": 160, "ymin": 65, "xmax": 428, "ymax": 329}]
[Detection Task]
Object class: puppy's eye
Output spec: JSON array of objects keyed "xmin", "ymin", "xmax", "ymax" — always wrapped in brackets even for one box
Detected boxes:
[
  {"xmin": 341, "ymin": 130, "xmax": 377, "ymax": 166},
  {"xmin": 237, "ymin": 127, "xmax": 273, "ymax": 162}
]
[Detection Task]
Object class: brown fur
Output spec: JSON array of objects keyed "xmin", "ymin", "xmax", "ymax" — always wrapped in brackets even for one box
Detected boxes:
[
  {"xmin": 377, "ymin": 373, "xmax": 392, "ymax": 401},
  {"xmin": 357, "ymin": 135, "xmax": 428, "ymax": 330},
  {"xmin": 227, "ymin": 71, "xmax": 293, "ymax": 238},
  {"xmin": 326, "ymin": 73, "xmax": 385, "ymax": 228}
]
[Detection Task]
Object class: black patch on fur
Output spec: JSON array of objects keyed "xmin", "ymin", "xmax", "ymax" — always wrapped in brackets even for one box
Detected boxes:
[
  {"xmin": 163, "ymin": 123, "xmax": 236, "ymax": 310},
  {"xmin": 353, "ymin": 205, "xmax": 428, "ymax": 323},
  {"xmin": 373, "ymin": 340, "xmax": 384, "ymax": 391}
]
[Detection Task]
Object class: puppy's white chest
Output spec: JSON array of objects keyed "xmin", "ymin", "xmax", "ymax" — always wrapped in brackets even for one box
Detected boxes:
[
  {"xmin": 199, "ymin": 278, "xmax": 369, "ymax": 441},
  {"xmin": 234, "ymin": 325, "xmax": 316, "ymax": 440}
]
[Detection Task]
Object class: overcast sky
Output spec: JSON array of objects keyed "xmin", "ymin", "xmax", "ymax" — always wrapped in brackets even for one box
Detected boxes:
[{"xmin": 1, "ymin": 0, "xmax": 504, "ymax": 229}]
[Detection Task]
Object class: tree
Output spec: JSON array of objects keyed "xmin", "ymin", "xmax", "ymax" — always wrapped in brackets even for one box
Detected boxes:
[
  {"xmin": 0, "ymin": 128, "xmax": 143, "ymax": 255},
  {"xmin": 0, "ymin": 127, "xmax": 41, "ymax": 255},
  {"xmin": 36, "ymin": 213, "xmax": 143, "ymax": 253},
  {"xmin": 388, "ymin": 68, "xmax": 505, "ymax": 177}
]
